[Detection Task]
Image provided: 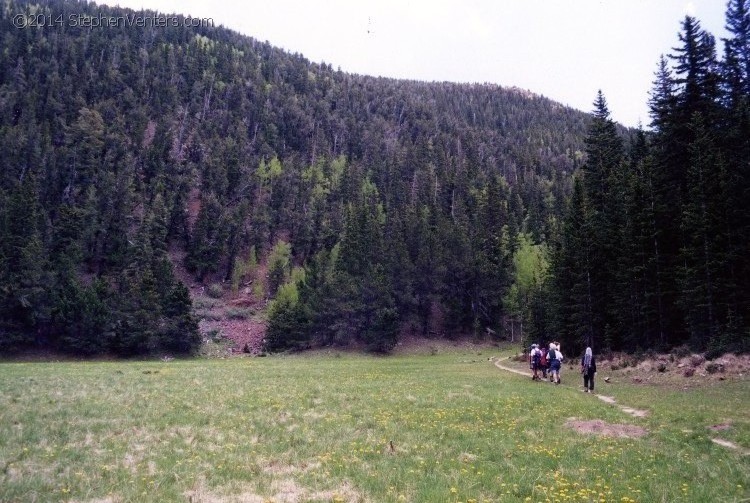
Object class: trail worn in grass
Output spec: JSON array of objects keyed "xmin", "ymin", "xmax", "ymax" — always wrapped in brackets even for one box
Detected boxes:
[{"xmin": 0, "ymin": 351, "xmax": 748, "ymax": 502}]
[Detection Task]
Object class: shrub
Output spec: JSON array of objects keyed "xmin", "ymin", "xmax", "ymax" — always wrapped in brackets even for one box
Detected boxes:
[
  {"xmin": 226, "ymin": 307, "xmax": 253, "ymax": 320},
  {"xmin": 705, "ymin": 346, "xmax": 726, "ymax": 361},
  {"xmin": 195, "ymin": 310, "xmax": 222, "ymax": 321},
  {"xmin": 198, "ymin": 338, "xmax": 232, "ymax": 358},
  {"xmin": 672, "ymin": 344, "xmax": 692, "ymax": 358},
  {"xmin": 207, "ymin": 283, "xmax": 224, "ymax": 299},
  {"xmin": 231, "ymin": 247, "xmax": 259, "ymax": 294},
  {"xmin": 252, "ymin": 281, "xmax": 265, "ymax": 300},
  {"xmin": 633, "ymin": 347, "xmax": 645, "ymax": 362},
  {"xmin": 705, "ymin": 362, "xmax": 725, "ymax": 374},
  {"xmin": 690, "ymin": 354, "xmax": 706, "ymax": 367},
  {"xmin": 204, "ymin": 328, "xmax": 223, "ymax": 342},
  {"xmin": 193, "ymin": 297, "xmax": 219, "ymax": 309}
]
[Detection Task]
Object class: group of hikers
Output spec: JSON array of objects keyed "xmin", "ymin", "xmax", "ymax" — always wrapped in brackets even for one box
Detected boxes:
[{"xmin": 528, "ymin": 342, "xmax": 597, "ymax": 392}]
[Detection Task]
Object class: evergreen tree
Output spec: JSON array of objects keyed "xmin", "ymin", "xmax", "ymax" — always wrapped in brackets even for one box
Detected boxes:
[
  {"xmin": 671, "ymin": 16, "xmax": 722, "ymax": 121},
  {"xmin": 160, "ymin": 282, "xmax": 201, "ymax": 354},
  {"xmin": 721, "ymin": 0, "xmax": 750, "ymax": 347},
  {"xmin": 555, "ymin": 177, "xmax": 596, "ymax": 350},
  {"xmin": 54, "ymin": 277, "xmax": 112, "ymax": 355},
  {"xmin": 678, "ymin": 116, "xmax": 729, "ymax": 348},
  {"xmin": 721, "ymin": 0, "xmax": 750, "ymax": 105},
  {"xmin": 0, "ymin": 175, "xmax": 49, "ymax": 351},
  {"xmin": 574, "ymin": 92, "xmax": 624, "ymax": 350},
  {"xmin": 331, "ymin": 179, "xmax": 399, "ymax": 350},
  {"xmin": 267, "ymin": 239, "xmax": 292, "ymax": 298},
  {"xmin": 186, "ymin": 192, "xmax": 226, "ymax": 280}
]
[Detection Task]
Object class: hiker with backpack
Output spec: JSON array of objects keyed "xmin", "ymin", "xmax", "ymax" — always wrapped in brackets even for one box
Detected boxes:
[
  {"xmin": 548, "ymin": 342, "xmax": 555, "ymax": 382},
  {"xmin": 548, "ymin": 342, "xmax": 563, "ymax": 384},
  {"xmin": 529, "ymin": 344, "xmax": 542, "ymax": 380},
  {"xmin": 539, "ymin": 346, "xmax": 548, "ymax": 379},
  {"xmin": 580, "ymin": 347, "xmax": 596, "ymax": 393}
]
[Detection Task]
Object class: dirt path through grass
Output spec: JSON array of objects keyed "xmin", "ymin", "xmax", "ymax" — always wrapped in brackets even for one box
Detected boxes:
[
  {"xmin": 490, "ymin": 354, "xmax": 750, "ymax": 456},
  {"xmin": 489, "ymin": 356, "xmax": 533, "ymax": 377},
  {"xmin": 595, "ymin": 394, "xmax": 649, "ymax": 417},
  {"xmin": 490, "ymin": 356, "xmax": 650, "ymax": 418},
  {"xmin": 711, "ymin": 438, "xmax": 750, "ymax": 455}
]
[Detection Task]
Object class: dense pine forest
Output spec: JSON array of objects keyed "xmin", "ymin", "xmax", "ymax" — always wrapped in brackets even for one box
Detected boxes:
[
  {"xmin": 0, "ymin": 0, "xmax": 747, "ymax": 357},
  {"xmin": 548, "ymin": 5, "xmax": 750, "ymax": 357}
]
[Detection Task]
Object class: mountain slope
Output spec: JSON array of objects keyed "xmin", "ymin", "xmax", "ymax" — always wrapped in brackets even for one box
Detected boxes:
[{"xmin": 0, "ymin": 0, "xmax": 593, "ymax": 354}]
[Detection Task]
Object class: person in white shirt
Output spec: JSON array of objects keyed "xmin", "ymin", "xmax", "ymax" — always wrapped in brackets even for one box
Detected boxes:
[
  {"xmin": 548, "ymin": 342, "xmax": 563, "ymax": 384},
  {"xmin": 529, "ymin": 344, "xmax": 542, "ymax": 380}
]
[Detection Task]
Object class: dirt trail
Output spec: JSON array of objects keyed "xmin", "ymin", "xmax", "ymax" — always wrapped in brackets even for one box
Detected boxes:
[
  {"xmin": 489, "ymin": 357, "xmax": 533, "ymax": 377},
  {"xmin": 595, "ymin": 394, "xmax": 649, "ymax": 418},
  {"xmin": 710, "ymin": 438, "xmax": 750, "ymax": 456},
  {"xmin": 490, "ymin": 356, "xmax": 650, "ymax": 418},
  {"xmin": 490, "ymin": 356, "xmax": 749, "ymax": 455}
]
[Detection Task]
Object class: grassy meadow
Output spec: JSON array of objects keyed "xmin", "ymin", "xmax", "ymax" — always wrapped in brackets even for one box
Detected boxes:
[{"xmin": 0, "ymin": 349, "xmax": 748, "ymax": 503}]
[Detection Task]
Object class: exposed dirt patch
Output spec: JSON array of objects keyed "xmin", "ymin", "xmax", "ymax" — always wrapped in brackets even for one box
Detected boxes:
[
  {"xmin": 71, "ymin": 498, "xmax": 119, "ymax": 503},
  {"xmin": 708, "ymin": 422, "xmax": 732, "ymax": 432},
  {"xmin": 141, "ymin": 119, "xmax": 156, "ymax": 149},
  {"xmin": 620, "ymin": 407, "xmax": 649, "ymax": 418},
  {"xmin": 185, "ymin": 487, "xmax": 264, "ymax": 503},
  {"xmin": 199, "ymin": 318, "xmax": 267, "ymax": 354},
  {"xmin": 261, "ymin": 460, "xmax": 321, "ymax": 476},
  {"xmin": 184, "ymin": 478, "xmax": 366, "ymax": 503},
  {"xmin": 180, "ymin": 242, "xmax": 272, "ymax": 355},
  {"xmin": 459, "ymin": 452, "xmax": 478, "ymax": 463},
  {"xmin": 565, "ymin": 418, "xmax": 648, "ymax": 439}
]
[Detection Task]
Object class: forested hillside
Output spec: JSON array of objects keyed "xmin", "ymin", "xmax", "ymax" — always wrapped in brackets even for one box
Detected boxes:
[
  {"xmin": 0, "ymin": 0, "xmax": 591, "ymax": 355},
  {"xmin": 0, "ymin": 1, "xmax": 746, "ymax": 357}
]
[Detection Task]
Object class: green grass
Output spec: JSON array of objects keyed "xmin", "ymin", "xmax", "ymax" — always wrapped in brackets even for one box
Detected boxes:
[{"xmin": 0, "ymin": 350, "xmax": 748, "ymax": 502}]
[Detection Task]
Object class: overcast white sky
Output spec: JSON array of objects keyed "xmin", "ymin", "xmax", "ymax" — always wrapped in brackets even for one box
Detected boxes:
[{"xmin": 100, "ymin": 0, "xmax": 728, "ymax": 128}]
